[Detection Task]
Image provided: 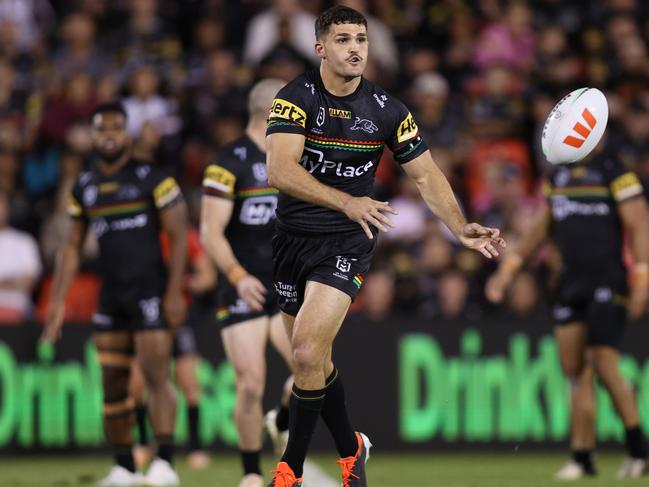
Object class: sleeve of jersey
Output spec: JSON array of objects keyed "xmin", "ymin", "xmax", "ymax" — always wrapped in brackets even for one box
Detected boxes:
[
  {"xmin": 610, "ymin": 171, "xmax": 644, "ymax": 203},
  {"xmin": 266, "ymin": 84, "xmax": 309, "ymax": 136},
  {"xmin": 387, "ymin": 102, "xmax": 428, "ymax": 164},
  {"xmin": 202, "ymin": 164, "xmax": 236, "ymax": 200},
  {"xmin": 153, "ymin": 176, "xmax": 183, "ymax": 210},
  {"xmin": 67, "ymin": 182, "xmax": 87, "ymax": 221}
]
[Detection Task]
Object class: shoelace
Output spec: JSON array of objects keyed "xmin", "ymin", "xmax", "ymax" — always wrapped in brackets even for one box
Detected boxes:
[
  {"xmin": 337, "ymin": 457, "xmax": 361, "ymax": 487},
  {"xmin": 271, "ymin": 467, "xmax": 296, "ymax": 487}
]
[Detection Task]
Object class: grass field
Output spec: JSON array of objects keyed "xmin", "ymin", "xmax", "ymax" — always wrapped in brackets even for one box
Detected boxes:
[{"xmin": 0, "ymin": 452, "xmax": 647, "ymax": 487}]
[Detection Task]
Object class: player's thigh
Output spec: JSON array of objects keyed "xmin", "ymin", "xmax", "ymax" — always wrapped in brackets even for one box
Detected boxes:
[
  {"xmin": 292, "ymin": 280, "xmax": 351, "ymax": 357},
  {"xmin": 554, "ymin": 321, "xmax": 588, "ymax": 377},
  {"xmin": 93, "ymin": 330, "xmax": 132, "ymax": 353},
  {"xmin": 94, "ymin": 331, "xmax": 134, "ymax": 372},
  {"xmin": 281, "ymin": 311, "xmax": 296, "ymax": 340},
  {"xmin": 93, "ymin": 331, "xmax": 134, "ymax": 397},
  {"xmin": 269, "ymin": 312, "xmax": 293, "ymax": 370},
  {"xmin": 221, "ymin": 316, "xmax": 269, "ymax": 382}
]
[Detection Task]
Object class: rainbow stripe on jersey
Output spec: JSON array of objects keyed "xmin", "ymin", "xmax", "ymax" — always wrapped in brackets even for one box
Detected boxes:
[
  {"xmin": 236, "ymin": 186, "xmax": 279, "ymax": 198},
  {"xmin": 87, "ymin": 200, "xmax": 149, "ymax": 218},
  {"xmin": 305, "ymin": 133, "xmax": 383, "ymax": 153}
]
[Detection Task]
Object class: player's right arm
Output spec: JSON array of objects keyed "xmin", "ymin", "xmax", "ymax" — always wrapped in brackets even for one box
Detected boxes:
[
  {"xmin": 266, "ymin": 133, "xmax": 396, "ymax": 240},
  {"xmin": 200, "ymin": 164, "xmax": 267, "ymax": 311},
  {"xmin": 41, "ymin": 189, "xmax": 88, "ymax": 343},
  {"xmin": 485, "ymin": 201, "xmax": 552, "ymax": 303}
]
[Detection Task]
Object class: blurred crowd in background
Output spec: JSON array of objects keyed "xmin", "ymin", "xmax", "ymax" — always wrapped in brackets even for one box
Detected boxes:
[{"xmin": 1, "ymin": 0, "xmax": 649, "ymax": 325}]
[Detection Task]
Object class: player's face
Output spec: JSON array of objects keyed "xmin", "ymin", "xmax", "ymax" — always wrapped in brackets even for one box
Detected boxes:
[
  {"xmin": 318, "ymin": 23, "xmax": 368, "ymax": 79},
  {"xmin": 91, "ymin": 112, "xmax": 129, "ymax": 163}
]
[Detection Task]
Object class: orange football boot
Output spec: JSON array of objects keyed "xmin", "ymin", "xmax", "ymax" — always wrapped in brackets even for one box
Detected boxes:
[
  {"xmin": 268, "ymin": 462, "xmax": 303, "ymax": 487},
  {"xmin": 337, "ymin": 432, "xmax": 373, "ymax": 487}
]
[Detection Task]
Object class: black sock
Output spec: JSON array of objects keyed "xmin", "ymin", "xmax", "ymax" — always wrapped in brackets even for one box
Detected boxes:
[
  {"xmin": 187, "ymin": 405, "xmax": 201, "ymax": 452},
  {"xmin": 115, "ymin": 446, "xmax": 136, "ymax": 473},
  {"xmin": 241, "ymin": 449, "xmax": 262, "ymax": 475},
  {"xmin": 135, "ymin": 405, "xmax": 149, "ymax": 446},
  {"xmin": 276, "ymin": 404, "xmax": 290, "ymax": 432},
  {"xmin": 573, "ymin": 450, "xmax": 596, "ymax": 474},
  {"xmin": 156, "ymin": 435, "xmax": 175, "ymax": 465},
  {"xmin": 321, "ymin": 368, "xmax": 357, "ymax": 458},
  {"xmin": 625, "ymin": 426, "xmax": 648, "ymax": 459},
  {"xmin": 281, "ymin": 385, "xmax": 325, "ymax": 478}
]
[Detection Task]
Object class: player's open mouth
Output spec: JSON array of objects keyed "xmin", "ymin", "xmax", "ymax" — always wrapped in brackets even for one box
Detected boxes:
[{"xmin": 347, "ymin": 56, "xmax": 362, "ymax": 64}]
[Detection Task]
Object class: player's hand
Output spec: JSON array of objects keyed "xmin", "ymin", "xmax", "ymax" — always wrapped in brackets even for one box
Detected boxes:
[
  {"xmin": 342, "ymin": 196, "xmax": 398, "ymax": 240},
  {"xmin": 237, "ymin": 275, "xmax": 267, "ymax": 312},
  {"xmin": 628, "ymin": 285, "xmax": 649, "ymax": 321},
  {"xmin": 41, "ymin": 303, "xmax": 65, "ymax": 343},
  {"xmin": 485, "ymin": 272, "xmax": 513, "ymax": 304},
  {"xmin": 163, "ymin": 291, "xmax": 187, "ymax": 330},
  {"xmin": 458, "ymin": 223, "xmax": 506, "ymax": 259}
]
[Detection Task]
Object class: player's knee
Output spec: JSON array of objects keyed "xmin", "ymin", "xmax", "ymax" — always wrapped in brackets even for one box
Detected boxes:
[
  {"xmin": 236, "ymin": 375, "xmax": 264, "ymax": 408},
  {"xmin": 138, "ymin": 359, "xmax": 169, "ymax": 389},
  {"xmin": 292, "ymin": 343, "xmax": 322, "ymax": 372}
]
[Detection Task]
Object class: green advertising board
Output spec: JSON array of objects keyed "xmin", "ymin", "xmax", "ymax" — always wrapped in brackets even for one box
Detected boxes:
[{"xmin": 0, "ymin": 317, "xmax": 647, "ymax": 451}]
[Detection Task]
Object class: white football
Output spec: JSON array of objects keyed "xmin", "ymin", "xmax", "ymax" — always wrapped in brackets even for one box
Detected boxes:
[{"xmin": 541, "ymin": 87, "xmax": 608, "ymax": 165}]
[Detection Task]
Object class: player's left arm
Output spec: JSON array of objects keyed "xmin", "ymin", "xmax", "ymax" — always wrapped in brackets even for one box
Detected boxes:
[
  {"xmin": 387, "ymin": 103, "xmax": 504, "ymax": 258},
  {"xmin": 614, "ymin": 173, "xmax": 649, "ymax": 319},
  {"xmin": 155, "ymin": 176, "xmax": 188, "ymax": 329},
  {"xmin": 401, "ymin": 151, "xmax": 505, "ymax": 258}
]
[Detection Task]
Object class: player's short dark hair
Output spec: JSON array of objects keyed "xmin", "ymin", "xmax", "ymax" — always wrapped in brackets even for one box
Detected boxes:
[
  {"xmin": 90, "ymin": 101, "xmax": 127, "ymax": 123},
  {"xmin": 315, "ymin": 5, "xmax": 367, "ymax": 39}
]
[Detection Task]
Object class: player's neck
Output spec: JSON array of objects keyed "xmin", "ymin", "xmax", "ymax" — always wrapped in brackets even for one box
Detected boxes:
[
  {"xmin": 245, "ymin": 119, "xmax": 267, "ymax": 153},
  {"xmin": 98, "ymin": 152, "xmax": 130, "ymax": 176},
  {"xmin": 319, "ymin": 63, "xmax": 362, "ymax": 97}
]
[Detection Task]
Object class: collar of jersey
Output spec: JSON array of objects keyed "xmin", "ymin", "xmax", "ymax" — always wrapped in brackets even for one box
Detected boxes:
[{"xmin": 315, "ymin": 68, "xmax": 365, "ymax": 101}]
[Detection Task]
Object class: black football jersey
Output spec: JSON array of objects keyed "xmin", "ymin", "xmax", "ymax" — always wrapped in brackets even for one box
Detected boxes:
[
  {"xmin": 202, "ymin": 134, "xmax": 277, "ymax": 274},
  {"xmin": 68, "ymin": 159, "xmax": 183, "ymax": 289},
  {"xmin": 266, "ymin": 69, "xmax": 428, "ymax": 234},
  {"xmin": 545, "ymin": 153, "xmax": 643, "ymax": 285}
]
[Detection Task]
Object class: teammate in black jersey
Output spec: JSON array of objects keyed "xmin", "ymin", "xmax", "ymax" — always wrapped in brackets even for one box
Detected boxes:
[
  {"xmin": 41, "ymin": 102, "xmax": 188, "ymax": 487},
  {"xmin": 200, "ymin": 79, "xmax": 295, "ymax": 487},
  {"xmin": 265, "ymin": 6, "xmax": 504, "ymax": 487},
  {"xmin": 487, "ymin": 144, "xmax": 649, "ymax": 479}
]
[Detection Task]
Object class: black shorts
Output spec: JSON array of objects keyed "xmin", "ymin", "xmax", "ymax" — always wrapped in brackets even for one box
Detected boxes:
[
  {"xmin": 216, "ymin": 272, "xmax": 279, "ymax": 327},
  {"xmin": 172, "ymin": 325, "xmax": 198, "ymax": 358},
  {"xmin": 272, "ymin": 228, "xmax": 377, "ymax": 316},
  {"xmin": 93, "ymin": 287, "xmax": 167, "ymax": 332},
  {"xmin": 553, "ymin": 285, "xmax": 628, "ymax": 348}
]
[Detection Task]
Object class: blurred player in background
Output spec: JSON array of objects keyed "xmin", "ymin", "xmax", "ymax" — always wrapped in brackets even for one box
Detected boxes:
[
  {"xmin": 130, "ymin": 226, "xmax": 216, "ymax": 470},
  {"xmin": 265, "ymin": 6, "xmax": 504, "ymax": 487},
  {"xmin": 201, "ymin": 78, "xmax": 294, "ymax": 487},
  {"xmin": 41, "ymin": 102, "xmax": 187, "ymax": 487},
  {"xmin": 487, "ymin": 142, "xmax": 649, "ymax": 479}
]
